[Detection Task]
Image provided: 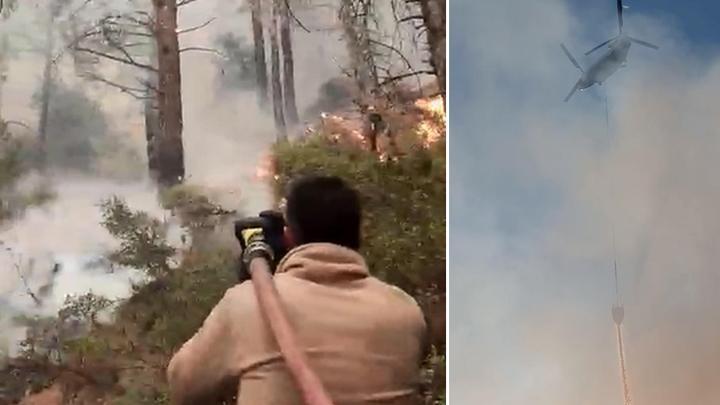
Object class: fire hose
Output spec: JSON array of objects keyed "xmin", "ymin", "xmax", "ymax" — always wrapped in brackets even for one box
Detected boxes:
[{"xmin": 248, "ymin": 257, "xmax": 335, "ymax": 405}]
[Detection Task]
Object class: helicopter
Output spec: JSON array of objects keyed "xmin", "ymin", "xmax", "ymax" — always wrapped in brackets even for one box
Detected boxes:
[{"xmin": 562, "ymin": 0, "xmax": 658, "ymax": 102}]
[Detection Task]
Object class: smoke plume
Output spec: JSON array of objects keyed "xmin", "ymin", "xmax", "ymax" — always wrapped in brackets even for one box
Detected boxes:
[{"xmin": 450, "ymin": 1, "xmax": 720, "ymax": 404}]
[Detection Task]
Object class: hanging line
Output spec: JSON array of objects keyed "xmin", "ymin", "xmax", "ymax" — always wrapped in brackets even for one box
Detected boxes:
[
  {"xmin": 605, "ymin": 88, "xmax": 632, "ymax": 405},
  {"xmin": 604, "ymin": 89, "xmax": 621, "ymax": 307}
]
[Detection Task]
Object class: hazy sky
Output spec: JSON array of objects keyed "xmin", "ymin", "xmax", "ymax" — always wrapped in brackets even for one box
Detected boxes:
[{"xmin": 450, "ymin": 1, "xmax": 720, "ymax": 404}]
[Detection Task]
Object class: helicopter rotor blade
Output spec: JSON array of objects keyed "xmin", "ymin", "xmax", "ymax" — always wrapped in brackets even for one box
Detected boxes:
[
  {"xmin": 617, "ymin": 0, "xmax": 624, "ymax": 32},
  {"xmin": 564, "ymin": 81, "xmax": 581, "ymax": 102},
  {"xmin": 561, "ymin": 43, "xmax": 583, "ymax": 72},
  {"xmin": 629, "ymin": 37, "xmax": 659, "ymax": 50},
  {"xmin": 585, "ymin": 38, "xmax": 614, "ymax": 56}
]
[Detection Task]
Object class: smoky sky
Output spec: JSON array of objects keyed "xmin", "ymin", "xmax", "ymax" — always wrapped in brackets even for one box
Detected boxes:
[{"xmin": 449, "ymin": 1, "xmax": 720, "ymax": 404}]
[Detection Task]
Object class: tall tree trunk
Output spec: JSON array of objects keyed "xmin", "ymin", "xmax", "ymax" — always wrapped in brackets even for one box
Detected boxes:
[
  {"xmin": 0, "ymin": 34, "xmax": 9, "ymax": 119},
  {"xmin": 358, "ymin": 1, "xmax": 379, "ymax": 91},
  {"xmin": 418, "ymin": 0, "xmax": 446, "ymax": 100},
  {"xmin": 144, "ymin": 40, "xmax": 161, "ymax": 181},
  {"xmin": 269, "ymin": 0, "xmax": 286, "ymax": 140},
  {"xmin": 279, "ymin": 0, "xmax": 298, "ymax": 126},
  {"xmin": 250, "ymin": 0, "xmax": 269, "ymax": 108},
  {"xmin": 152, "ymin": 0, "xmax": 185, "ymax": 186},
  {"xmin": 339, "ymin": 0, "xmax": 378, "ymax": 108},
  {"xmin": 37, "ymin": 9, "xmax": 56, "ymax": 169},
  {"xmin": 144, "ymin": 96, "xmax": 161, "ymax": 180}
]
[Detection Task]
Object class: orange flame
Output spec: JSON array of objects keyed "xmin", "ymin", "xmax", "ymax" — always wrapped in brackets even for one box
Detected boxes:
[
  {"xmin": 415, "ymin": 95, "xmax": 446, "ymax": 124},
  {"xmin": 417, "ymin": 121, "xmax": 443, "ymax": 148},
  {"xmin": 415, "ymin": 95, "xmax": 446, "ymax": 148},
  {"xmin": 255, "ymin": 153, "xmax": 275, "ymax": 181}
]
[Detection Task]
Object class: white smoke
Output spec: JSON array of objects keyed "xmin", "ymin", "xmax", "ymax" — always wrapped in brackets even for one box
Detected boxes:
[
  {"xmin": 0, "ymin": 0, "xmax": 428, "ymax": 359},
  {"xmin": 450, "ymin": 1, "xmax": 720, "ymax": 404}
]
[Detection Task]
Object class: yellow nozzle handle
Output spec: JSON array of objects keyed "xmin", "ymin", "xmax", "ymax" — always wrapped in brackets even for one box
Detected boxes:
[{"xmin": 241, "ymin": 228, "xmax": 263, "ymax": 243}]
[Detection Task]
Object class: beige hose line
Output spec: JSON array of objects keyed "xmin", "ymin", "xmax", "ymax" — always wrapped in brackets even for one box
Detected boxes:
[{"xmin": 249, "ymin": 258, "xmax": 335, "ymax": 405}]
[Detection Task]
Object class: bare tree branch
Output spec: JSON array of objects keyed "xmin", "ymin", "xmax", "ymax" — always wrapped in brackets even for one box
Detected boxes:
[
  {"xmin": 178, "ymin": 0, "xmax": 202, "ymax": 6},
  {"xmin": 135, "ymin": 76, "xmax": 159, "ymax": 94},
  {"xmin": 369, "ymin": 38, "xmax": 414, "ymax": 70},
  {"xmin": 66, "ymin": 0, "xmax": 93, "ymax": 21},
  {"xmin": 121, "ymin": 42, "xmax": 150, "ymax": 48},
  {"xmin": 179, "ymin": 46, "xmax": 223, "ymax": 56},
  {"xmin": 177, "ymin": 17, "xmax": 215, "ymax": 35},
  {"xmin": 130, "ymin": 10, "xmax": 153, "ymax": 21},
  {"xmin": 110, "ymin": 29, "xmax": 154, "ymax": 38},
  {"xmin": 81, "ymin": 72, "xmax": 153, "ymax": 100},
  {"xmin": 108, "ymin": 14, "xmax": 152, "ymax": 28},
  {"xmin": 399, "ymin": 15, "xmax": 424, "ymax": 23},
  {"xmin": 74, "ymin": 46, "xmax": 157, "ymax": 72},
  {"xmin": 14, "ymin": 262, "xmax": 41, "ymax": 307},
  {"xmin": 5, "ymin": 120, "xmax": 34, "ymax": 132},
  {"xmin": 379, "ymin": 69, "xmax": 434, "ymax": 86},
  {"xmin": 107, "ymin": 40, "xmax": 149, "ymax": 70},
  {"xmin": 284, "ymin": 0, "xmax": 311, "ymax": 33}
]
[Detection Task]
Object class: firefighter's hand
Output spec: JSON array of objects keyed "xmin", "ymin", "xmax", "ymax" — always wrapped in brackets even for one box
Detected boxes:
[
  {"xmin": 242, "ymin": 230, "xmax": 275, "ymax": 265},
  {"xmin": 237, "ymin": 227, "xmax": 275, "ymax": 282}
]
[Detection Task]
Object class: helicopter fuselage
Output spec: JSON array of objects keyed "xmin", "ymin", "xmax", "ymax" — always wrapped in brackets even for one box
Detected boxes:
[
  {"xmin": 562, "ymin": 0, "xmax": 658, "ymax": 103},
  {"xmin": 579, "ymin": 36, "xmax": 632, "ymax": 89}
]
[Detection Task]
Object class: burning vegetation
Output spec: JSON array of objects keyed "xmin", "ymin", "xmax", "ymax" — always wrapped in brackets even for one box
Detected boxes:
[
  {"xmin": 255, "ymin": 92, "xmax": 446, "ymax": 181},
  {"xmin": 1, "ymin": 0, "xmax": 446, "ymax": 402}
]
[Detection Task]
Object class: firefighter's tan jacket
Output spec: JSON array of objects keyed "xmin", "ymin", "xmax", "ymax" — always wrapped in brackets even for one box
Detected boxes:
[{"xmin": 167, "ymin": 243, "xmax": 427, "ymax": 405}]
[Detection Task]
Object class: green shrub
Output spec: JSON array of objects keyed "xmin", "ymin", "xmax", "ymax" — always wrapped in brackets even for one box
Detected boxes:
[
  {"xmin": 273, "ymin": 131, "xmax": 446, "ymax": 404},
  {"xmin": 159, "ymin": 184, "xmax": 210, "ymax": 211},
  {"xmin": 159, "ymin": 184, "xmax": 235, "ymax": 231},
  {"xmin": 62, "ymin": 335, "xmax": 112, "ymax": 363},
  {"xmin": 100, "ymin": 197, "xmax": 176, "ymax": 278},
  {"xmin": 272, "ymin": 134, "xmax": 446, "ymax": 294},
  {"xmin": 119, "ymin": 248, "xmax": 237, "ymax": 352},
  {"xmin": 10, "ymin": 131, "xmax": 446, "ymax": 402},
  {"xmin": 95, "ymin": 195, "xmax": 235, "ymax": 353},
  {"xmin": 0, "ymin": 133, "xmax": 23, "ymax": 189},
  {"xmin": 59, "ymin": 293, "xmax": 114, "ymax": 325}
]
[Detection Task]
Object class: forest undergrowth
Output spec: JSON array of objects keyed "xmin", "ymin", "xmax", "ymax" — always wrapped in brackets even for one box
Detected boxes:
[{"xmin": 1, "ymin": 96, "xmax": 446, "ymax": 405}]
